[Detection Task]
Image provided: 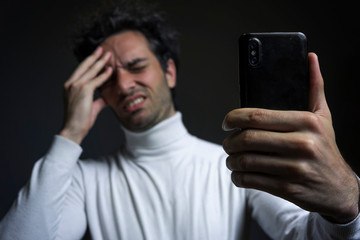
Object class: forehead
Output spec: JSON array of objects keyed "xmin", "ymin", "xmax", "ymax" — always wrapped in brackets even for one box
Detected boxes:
[{"xmin": 100, "ymin": 31, "xmax": 154, "ymax": 63}]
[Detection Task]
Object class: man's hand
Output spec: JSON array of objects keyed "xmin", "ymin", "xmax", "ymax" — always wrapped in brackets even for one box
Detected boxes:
[
  {"xmin": 222, "ymin": 53, "xmax": 359, "ymax": 223},
  {"xmin": 59, "ymin": 47, "xmax": 113, "ymax": 144}
]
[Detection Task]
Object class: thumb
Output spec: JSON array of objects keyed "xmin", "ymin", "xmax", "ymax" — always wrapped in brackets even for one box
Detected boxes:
[
  {"xmin": 91, "ymin": 97, "xmax": 108, "ymax": 121},
  {"xmin": 308, "ymin": 52, "xmax": 331, "ymax": 118}
]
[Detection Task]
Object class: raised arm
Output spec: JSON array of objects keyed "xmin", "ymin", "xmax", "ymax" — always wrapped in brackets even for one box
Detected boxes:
[
  {"xmin": 60, "ymin": 46, "xmax": 113, "ymax": 144},
  {"xmin": 0, "ymin": 47, "xmax": 113, "ymax": 239}
]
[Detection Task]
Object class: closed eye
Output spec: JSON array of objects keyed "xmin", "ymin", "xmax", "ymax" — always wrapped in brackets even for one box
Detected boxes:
[
  {"xmin": 125, "ymin": 58, "xmax": 148, "ymax": 73},
  {"xmin": 128, "ymin": 65, "xmax": 146, "ymax": 73}
]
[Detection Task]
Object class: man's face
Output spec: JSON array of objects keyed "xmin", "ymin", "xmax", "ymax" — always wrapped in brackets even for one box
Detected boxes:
[{"xmin": 99, "ymin": 30, "xmax": 176, "ymax": 132}]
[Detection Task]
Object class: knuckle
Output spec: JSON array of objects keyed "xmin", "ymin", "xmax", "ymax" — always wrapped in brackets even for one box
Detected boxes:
[
  {"xmin": 284, "ymin": 161, "xmax": 318, "ymax": 183},
  {"xmin": 239, "ymin": 155, "xmax": 248, "ymax": 171},
  {"xmin": 248, "ymin": 109, "xmax": 267, "ymax": 125},
  {"xmin": 303, "ymin": 112, "xmax": 323, "ymax": 133},
  {"xmin": 298, "ymin": 137, "xmax": 318, "ymax": 157},
  {"xmin": 64, "ymin": 82, "xmax": 76, "ymax": 93},
  {"xmin": 290, "ymin": 161, "xmax": 312, "ymax": 178},
  {"xmin": 296, "ymin": 161, "xmax": 312, "ymax": 174},
  {"xmin": 64, "ymin": 80, "xmax": 75, "ymax": 89},
  {"xmin": 240, "ymin": 130, "xmax": 256, "ymax": 147}
]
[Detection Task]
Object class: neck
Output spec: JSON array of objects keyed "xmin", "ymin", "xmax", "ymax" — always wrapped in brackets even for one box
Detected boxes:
[
  {"xmin": 122, "ymin": 112, "xmax": 189, "ymax": 158},
  {"xmin": 122, "ymin": 104, "xmax": 176, "ymax": 133}
]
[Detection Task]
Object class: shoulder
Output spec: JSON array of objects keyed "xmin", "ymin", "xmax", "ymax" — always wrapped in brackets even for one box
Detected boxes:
[
  {"xmin": 78, "ymin": 149, "xmax": 120, "ymax": 166},
  {"xmin": 75, "ymin": 150, "xmax": 123, "ymax": 179}
]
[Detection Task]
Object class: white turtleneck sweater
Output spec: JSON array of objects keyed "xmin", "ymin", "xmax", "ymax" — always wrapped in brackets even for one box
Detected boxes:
[{"xmin": 0, "ymin": 112, "xmax": 359, "ymax": 240}]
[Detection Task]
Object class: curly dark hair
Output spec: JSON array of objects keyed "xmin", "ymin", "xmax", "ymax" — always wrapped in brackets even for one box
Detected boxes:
[
  {"xmin": 73, "ymin": 1, "xmax": 180, "ymax": 108},
  {"xmin": 73, "ymin": 1, "xmax": 180, "ymax": 73}
]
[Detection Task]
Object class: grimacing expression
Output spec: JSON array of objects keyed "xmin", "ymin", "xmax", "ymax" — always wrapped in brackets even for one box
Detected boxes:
[{"xmin": 99, "ymin": 30, "xmax": 176, "ymax": 132}]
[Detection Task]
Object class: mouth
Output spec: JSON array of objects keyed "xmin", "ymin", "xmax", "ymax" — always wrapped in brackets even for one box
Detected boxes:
[{"xmin": 123, "ymin": 95, "xmax": 147, "ymax": 112}]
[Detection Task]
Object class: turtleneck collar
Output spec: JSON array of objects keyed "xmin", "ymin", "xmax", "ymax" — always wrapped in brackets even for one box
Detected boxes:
[{"xmin": 122, "ymin": 112, "xmax": 189, "ymax": 157}]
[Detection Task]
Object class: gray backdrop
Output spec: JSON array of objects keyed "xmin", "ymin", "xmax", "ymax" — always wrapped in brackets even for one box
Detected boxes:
[{"xmin": 1, "ymin": 0, "xmax": 359, "ymax": 239}]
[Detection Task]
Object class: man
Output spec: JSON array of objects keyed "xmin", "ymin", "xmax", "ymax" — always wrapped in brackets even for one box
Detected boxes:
[{"xmin": 0, "ymin": 3, "xmax": 359, "ymax": 240}]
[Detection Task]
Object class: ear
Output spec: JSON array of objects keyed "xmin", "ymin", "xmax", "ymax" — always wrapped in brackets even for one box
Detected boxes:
[{"xmin": 165, "ymin": 58, "xmax": 176, "ymax": 88}]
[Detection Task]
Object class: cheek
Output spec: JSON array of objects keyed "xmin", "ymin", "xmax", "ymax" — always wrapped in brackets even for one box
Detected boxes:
[
  {"xmin": 139, "ymin": 70, "xmax": 166, "ymax": 89},
  {"xmin": 137, "ymin": 71, "xmax": 155, "ymax": 85}
]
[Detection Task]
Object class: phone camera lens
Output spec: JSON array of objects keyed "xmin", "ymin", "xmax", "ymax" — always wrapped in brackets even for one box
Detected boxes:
[
  {"xmin": 249, "ymin": 43, "xmax": 256, "ymax": 50},
  {"xmin": 248, "ymin": 38, "xmax": 261, "ymax": 67}
]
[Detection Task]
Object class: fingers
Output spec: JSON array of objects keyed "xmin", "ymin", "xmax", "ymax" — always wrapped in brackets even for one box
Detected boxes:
[
  {"xmin": 66, "ymin": 47, "xmax": 113, "ymax": 89},
  {"xmin": 227, "ymin": 153, "xmax": 315, "ymax": 201},
  {"xmin": 68, "ymin": 46, "xmax": 103, "ymax": 82},
  {"xmin": 222, "ymin": 108, "xmax": 323, "ymax": 134},
  {"xmin": 79, "ymin": 52, "xmax": 112, "ymax": 86},
  {"xmin": 222, "ymin": 52, "xmax": 359, "ymax": 222},
  {"xmin": 60, "ymin": 47, "xmax": 113, "ymax": 145},
  {"xmin": 226, "ymin": 152, "xmax": 312, "ymax": 178},
  {"xmin": 89, "ymin": 65, "xmax": 113, "ymax": 89},
  {"xmin": 230, "ymin": 171, "xmax": 307, "ymax": 202},
  {"xmin": 223, "ymin": 128, "xmax": 318, "ymax": 156}
]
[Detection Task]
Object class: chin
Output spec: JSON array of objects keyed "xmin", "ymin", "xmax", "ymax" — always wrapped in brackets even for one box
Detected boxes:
[
  {"xmin": 121, "ymin": 113, "xmax": 155, "ymax": 132},
  {"xmin": 124, "ymin": 122, "xmax": 153, "ymax": 132}
]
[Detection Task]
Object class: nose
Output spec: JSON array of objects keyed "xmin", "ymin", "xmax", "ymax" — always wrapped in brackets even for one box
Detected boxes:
[{"xmin": 115, "ymin": 68, "xmax": 136, "ymax": 95}]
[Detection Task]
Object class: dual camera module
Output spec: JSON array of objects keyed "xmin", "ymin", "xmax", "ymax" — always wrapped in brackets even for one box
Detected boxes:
[{"xmin": 248, "ymin": 38, "xmax": 261, "ymax": 67}]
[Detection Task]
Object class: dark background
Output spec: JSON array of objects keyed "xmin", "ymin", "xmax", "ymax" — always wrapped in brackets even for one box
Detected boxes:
[{"xmin": 1, "ymin": 0, "xmax": 359, "ymax": 239}]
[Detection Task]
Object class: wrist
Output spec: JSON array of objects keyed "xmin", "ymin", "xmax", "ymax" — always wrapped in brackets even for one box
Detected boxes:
[
  {"xmin": 323, "ymin": 174, "xmax": 360, "ymax": 224},
  {"xmin": 323, "ymin": 206, "xmax": 359, "ymax": 224},
  {"xmin": 59, "ymin": 127, "xmax": 85, "ymax": 145}
]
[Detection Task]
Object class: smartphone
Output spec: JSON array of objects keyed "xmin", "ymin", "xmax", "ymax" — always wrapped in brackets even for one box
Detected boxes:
[{"xmin": 238, "ymin": 32, "xmax": 309, "ymax": 111}]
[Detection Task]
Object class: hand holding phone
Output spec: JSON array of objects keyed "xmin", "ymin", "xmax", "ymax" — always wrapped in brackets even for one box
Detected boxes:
[{"xmin": 223, "ymin": 46, "xmax": 359, "ymax": 224}]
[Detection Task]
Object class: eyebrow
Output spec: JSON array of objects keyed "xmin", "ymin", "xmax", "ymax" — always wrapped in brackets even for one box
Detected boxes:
[{"xmin": 124, "ymin": 58, "xmax": 148, "ymax": 68}]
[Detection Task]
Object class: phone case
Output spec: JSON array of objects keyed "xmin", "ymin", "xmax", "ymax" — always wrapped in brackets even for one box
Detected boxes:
[{"xmin": 239, "ymin": 32, "xmax": 309, "ymax": 111}]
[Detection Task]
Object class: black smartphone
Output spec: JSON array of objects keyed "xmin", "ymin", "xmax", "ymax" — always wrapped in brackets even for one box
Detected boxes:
[{"xmin": 238, "ymin": 32, "xmax": 309, "ymax": 111}]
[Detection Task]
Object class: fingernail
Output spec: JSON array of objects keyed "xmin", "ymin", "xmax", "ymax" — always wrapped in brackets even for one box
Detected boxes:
[{"xmin": 222, "ymin": 120, "xmax": 230, "ymax": 131}]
